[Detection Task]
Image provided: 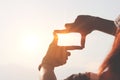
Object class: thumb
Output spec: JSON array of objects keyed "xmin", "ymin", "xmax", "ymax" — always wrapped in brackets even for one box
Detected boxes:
[{"xmin": 50, "ymin": 33, "xmax": 58, "ymax": 46}]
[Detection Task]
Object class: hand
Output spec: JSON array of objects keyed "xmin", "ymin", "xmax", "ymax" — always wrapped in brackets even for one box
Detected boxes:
[{"xmin": 38, "ymin": 34, "xmax": 71, "ymax": 70}]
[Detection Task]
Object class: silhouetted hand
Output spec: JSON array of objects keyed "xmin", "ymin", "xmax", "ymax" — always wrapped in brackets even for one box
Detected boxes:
[
  {"xmin": 38, "ymin": 34, "xmax": 71, "ymax": 70},
  {"xmin": 54, "ymin": 15, "xmax": 117, "ymax": 49},
  {"xmin": 53, "ymin": 15, "xmax": 95, "ymax": 49}
]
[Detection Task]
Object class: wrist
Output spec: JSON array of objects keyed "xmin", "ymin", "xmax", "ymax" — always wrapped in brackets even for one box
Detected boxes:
[
  {"xmin": 39, "ymin": 63, "xmax": 54, "ymax": 71},
  {"xmin": 42, "ymin": 64, "xmax": 54, "ymax": 70}
]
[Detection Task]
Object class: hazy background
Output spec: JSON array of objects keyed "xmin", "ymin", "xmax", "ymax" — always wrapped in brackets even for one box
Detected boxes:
[{"xmin": 0, "ymin": 0, "xmax": 120, "ymax": 80}]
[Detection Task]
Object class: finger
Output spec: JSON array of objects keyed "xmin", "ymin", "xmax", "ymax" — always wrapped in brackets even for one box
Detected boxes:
[
  {"xmin": 64, "ymin": 46, "xmax": 83, "ymax": 50},
  {"xmin": 67, "ymin": 52, "xmax": 71, "ymax": 56},
  {"xmin": 56, "ymin": 46, "xmax": 65, "ymax": 57},
  {"xmin": 53, "ymin": 34, "xmax": 58, "ymax": 45},
  {"xmin": 50, "ymin": 33, "xmax": 58, "ymax": 46},
  {"xmin": 80, "ymin": 35, "xmax": 86, "ymax": 48},
  {"xmin": 38, "ymin": 64, "xmax": 41, "ymax": 71},
  {"xmin": 54, "ymin": 29, "xmax": 68, "ymax": 33},
  {"xmin": 57, "ymin": 47, "xmax": 67, "ymax": 63}
]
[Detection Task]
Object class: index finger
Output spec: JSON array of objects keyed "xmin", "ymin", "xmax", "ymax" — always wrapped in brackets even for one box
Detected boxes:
[{"xmin": 64, "ymin": 46, "xmax": 83, "ymax": 50}]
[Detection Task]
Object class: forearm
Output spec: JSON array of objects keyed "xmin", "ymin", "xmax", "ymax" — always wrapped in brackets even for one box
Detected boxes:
[{"xmin": 39, "ymin": 64, "xmax": 57, "ymax": 80}]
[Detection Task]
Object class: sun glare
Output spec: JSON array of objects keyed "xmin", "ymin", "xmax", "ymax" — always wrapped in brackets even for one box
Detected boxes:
[
  {"xmin": 57, "ymin": 33, "xmax": 81, "ymax": 46},
  {"xmin": 21, "ymin": 34, "xmax": 39, "ymax": 52}
]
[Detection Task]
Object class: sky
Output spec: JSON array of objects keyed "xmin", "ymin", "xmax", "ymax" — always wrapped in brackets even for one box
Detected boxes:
[{"xmin": 0, "ymin": 0, "xmax": 120, "ymax": 80}]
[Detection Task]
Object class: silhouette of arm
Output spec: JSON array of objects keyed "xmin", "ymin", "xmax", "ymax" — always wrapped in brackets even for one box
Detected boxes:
[{"xmin": 40, "ymin": 64, "xmax": 56, "ymax": 80}]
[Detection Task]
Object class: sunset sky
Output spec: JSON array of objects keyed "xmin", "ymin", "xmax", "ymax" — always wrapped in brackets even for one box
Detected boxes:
[{"xmin": 0, "ymin": 0, "xmax": 120, "ymax": 80}]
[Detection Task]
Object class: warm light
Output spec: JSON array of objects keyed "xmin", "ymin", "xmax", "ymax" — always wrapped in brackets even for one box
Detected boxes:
[
  {"xmin": 57, "ymin": 33, "xmax": 81, "ymax": 46},
  {"xmin": 21, "ymin": 34, "xmax": 39, "ymax": 52}
]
